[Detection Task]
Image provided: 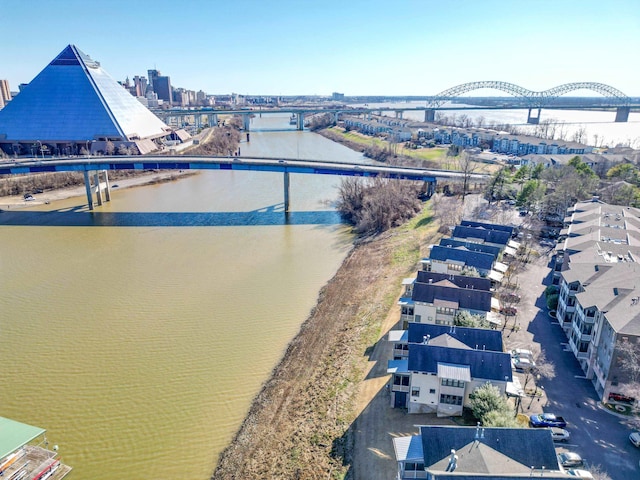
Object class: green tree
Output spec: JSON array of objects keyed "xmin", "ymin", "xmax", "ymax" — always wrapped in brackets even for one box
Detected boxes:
[
  {"xmin": 469, "ymin": 383, "xmax": 512, "ymax": 424},
  {"xmin": 530, "ymin": 163, "xmax": 544, "ymax": 179},
  {"xmin": 516, "ymin": 179, "xmax": 546, "ymax": 212},
  {"xmin": 568, "ymin": 156, "xmax": 597, "ymax": 177},
  {"xmin": 482, "ymin": 409, "xmax": 520, "ymax": 427},
  {"xmin": 454, "ymin": 310, "xmax": 488, "ymax": 328},
  {"xmin": 606, "ymin": 163, "xmax": 640, "ymax": 185}
]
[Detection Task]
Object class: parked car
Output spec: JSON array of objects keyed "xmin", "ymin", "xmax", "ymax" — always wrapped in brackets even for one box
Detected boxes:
[
  {"xmin": 501, "ymin": 292, "xmax": 521, "ymax": 304},
  {"xmin": 550, "ymin": 427, "xmax": 570, "ymax": 442},
  {"xmin": 529, "ymin": 413, "xmax": 567, "ymax": 428},
  {"xmin": 630, "ymin": 431, "xmax": 640, "ymax": 447},
  {"xmin": 511, "ymin": 348, "xmax": 533, "ymax": 359},
  {"xmin": 566, "ymin": 469, "xmax": 593, "ymax": 479},
  {"xmin": 512, "ymin": 357, "xmax": 535, "ymax": 371},
  {"xmin": 500, "ymin": 306, "xmax": 517, "ymax": 316},
  {"xmin": 609, "ymin": 392, "xmax": 634, "ymax": 403},
  {"xmin": 557, "ymin": 452, "xmax": 583, "ymax": 468}
]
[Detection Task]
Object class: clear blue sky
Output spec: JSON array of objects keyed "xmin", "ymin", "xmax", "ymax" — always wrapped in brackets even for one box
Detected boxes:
[{"xmin": 2, "ymin": 0, "xmax": 639, "ymax": 96}]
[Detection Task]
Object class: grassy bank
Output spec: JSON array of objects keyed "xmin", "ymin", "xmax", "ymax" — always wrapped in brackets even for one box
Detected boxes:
[{"xmin": 212, "ymin": 205, "xmax": 440, "ymax": 479}]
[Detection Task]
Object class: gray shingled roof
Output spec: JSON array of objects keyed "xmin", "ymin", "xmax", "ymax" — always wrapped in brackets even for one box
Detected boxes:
[
  {"xmin": 412, "ymin": 281, "xmax": 492, "ymax": 313},
  {"xmin": 440, "ymin": 238, "xmax": 501, "ymax": 259},
  {"xmin": 407, "ymin": 323, "xmax": 503, "ymax": 352},
  {"xmin": 452, "ymin": 226, "xmax": 511, "ymax": 246},
  {"xmin": 460, "ymin": 220, "xmax": 514, "ymax": 236},
  {"xmin": 419, "ymin": 426, "xmax": 559, "ymax": 472},
  {"xmin": 429, "ymin": 245, "xmax": 496, "ymax": 271},
  {"xmin": 416, "ymin": 271, "xmax": 492, "ymax": 291},
  {"xmin": 407, "ymin": 344, "xmax": 512, "ymax": 382}
]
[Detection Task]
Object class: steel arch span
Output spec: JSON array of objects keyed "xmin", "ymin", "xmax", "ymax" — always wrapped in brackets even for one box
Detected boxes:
[{"xmin": 427, "ymin": 81, "xmax": 630, "ymax": 108}]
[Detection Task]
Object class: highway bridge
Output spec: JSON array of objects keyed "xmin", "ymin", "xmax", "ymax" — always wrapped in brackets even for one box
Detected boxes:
[
  {"xmin": 156, "ymin": 81, "xmax": 639, "ymax": 129},
  {"xmin": 0, "ymin": 156, "xmax": 489, "ymax": 211}
]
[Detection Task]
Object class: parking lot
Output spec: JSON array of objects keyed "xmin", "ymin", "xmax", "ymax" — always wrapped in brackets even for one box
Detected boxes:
[{"xmin": 504, "ymin": 248, "xmax": 640, "ymax": 478}]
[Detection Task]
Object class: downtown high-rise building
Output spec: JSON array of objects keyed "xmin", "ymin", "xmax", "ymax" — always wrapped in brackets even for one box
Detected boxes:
[
  {"xmin": 0, "ymin": 79, "xmax": 11, "ymax": 109},
  {"xmin": 133, "ymin": 75, "xmax": 148, "ymax": 97}
]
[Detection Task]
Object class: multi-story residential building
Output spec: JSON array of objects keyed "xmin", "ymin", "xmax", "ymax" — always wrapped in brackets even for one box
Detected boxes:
[
  {"xmin": 387, "ymin": 323, "xmax": 511, "ymax": 415},
  {"xmin": 555, "ymin": 199, "xmax": 640, "ymax": 401},
  {"xmin": 398, "ymin": 271, "xmax": 493, "ymax": 328},
  {"xmin": 393, "ymin": 425, "xmax": 564, "ymax": 480}
]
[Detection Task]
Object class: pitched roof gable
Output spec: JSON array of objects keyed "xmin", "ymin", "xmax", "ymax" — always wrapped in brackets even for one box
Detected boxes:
[
  {"xmin": 419, "ymin": 426, "xmax": 559, "ymax": 472},
  {"xmin": 407, "ymin": 323, "xmax": 503, "ymax": 352}
]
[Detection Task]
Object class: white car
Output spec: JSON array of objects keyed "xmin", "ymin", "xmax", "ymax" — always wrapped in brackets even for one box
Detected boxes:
[
  {"xmin": 630, "ymin": 431, "xmax": 640, "ymax": 447},
  {"xmin": 512, "ymin": 357, "xmax": 535, "ymax": 371},
  {"xmin": 550, "ymin": 427, "xmax": 570, "ymax": 442},
  {"xmin": 511, "ymin": 348, "xmax": 534, "ymax": 359},
  {"xmin": 566, "ymin": 469, "xmax": 593, "ymax": 479}
]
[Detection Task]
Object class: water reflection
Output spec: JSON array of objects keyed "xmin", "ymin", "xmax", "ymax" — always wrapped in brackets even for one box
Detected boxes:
[{"xmin": 0, "ymin": 204, "xmax": 342, "ymax": 227}]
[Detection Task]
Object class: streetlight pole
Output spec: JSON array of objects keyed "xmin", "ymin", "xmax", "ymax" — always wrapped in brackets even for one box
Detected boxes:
[
  {"xmin": 85, "ymin": 140, "xmax": 91, "ymax": 157},
  {"xmin": 37, "ymin": 140, "xmax": 44, "ymax": 160}
]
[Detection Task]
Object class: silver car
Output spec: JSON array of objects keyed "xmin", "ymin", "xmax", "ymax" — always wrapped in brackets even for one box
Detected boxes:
[
  {"xmin": 550, "ymin": 427, "xmax": 570, "ymax": 442},
  {"xmin": 557, "ymin": 452, "xmax": 583, "ymax": 468}
]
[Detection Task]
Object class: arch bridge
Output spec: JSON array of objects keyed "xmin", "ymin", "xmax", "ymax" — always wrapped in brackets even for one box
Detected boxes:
[{"xmin": 424, "ymin": 81, "xmax": 631, "ymax": 124}]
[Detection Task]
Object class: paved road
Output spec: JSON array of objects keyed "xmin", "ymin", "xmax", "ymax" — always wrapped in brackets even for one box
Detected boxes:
[{"xmin": 507, "ymin": 250, "xmax": 640, "ymax": 478}]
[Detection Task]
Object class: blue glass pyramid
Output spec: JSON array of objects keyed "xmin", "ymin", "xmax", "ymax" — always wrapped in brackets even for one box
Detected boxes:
[{"xmin": 0, "ymin": 45, "xmax": 169, "ymax": 143}]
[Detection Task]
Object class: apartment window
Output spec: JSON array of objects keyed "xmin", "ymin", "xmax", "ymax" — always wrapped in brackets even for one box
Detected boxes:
[
  {"xmin": 394, "ymin": 375, "xmax": 410, "ymax": 386},
  {"xmin": 441, "ymin": 378, "xmax": 465, "ymax": 388},
  {"xmin": 436, "ymin": 307, "xmax": 455, "ymax": 315},
  {"xmin": 440, "ymin": 394, "xmax": 463, "ymax": 405},
  {"xmin": 429, "ymin": 388, "xmax": 436, "ymax": 394},
  {"xmin": 447, "ymin": 263, "xmax": 462, "ymax": 271},
  {"xmin": 411, "ymin": 387, "xmax": 420, "ymax": 397}
]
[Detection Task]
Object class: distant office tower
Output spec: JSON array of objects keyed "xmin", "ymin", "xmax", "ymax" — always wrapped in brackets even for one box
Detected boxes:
[
  {"xmin": 0, "ymin": 79, "xmax": 11, "ymax": 108},
  {"xmin": 154, "ymin": 75, "xmax": 172, "ymax": 105},
  {"xmin": 332, "ymin": 92, "xmax": 345, "ymax": 101},
  {"xmin": 133, "ymin": 75, "xmax": 148, "ymax": 97},
  {"xmin": 147, "ymin": 69, "xmax": 160, "ymax": 92}
]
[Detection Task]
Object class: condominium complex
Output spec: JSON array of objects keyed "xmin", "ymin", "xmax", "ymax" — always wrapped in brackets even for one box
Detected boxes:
[{"xmin": 554, "ymin": 199, "xmax": 640, "ymax": 400}]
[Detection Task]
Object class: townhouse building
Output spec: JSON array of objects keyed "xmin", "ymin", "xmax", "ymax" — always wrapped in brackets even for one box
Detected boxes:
[
  {"xmin": 393, "ymin": 425, "xmax": 565, "ymax": 480},
  {"xmin": 387, "ymin": 323, "xmax": 511, "ymax": 415}
]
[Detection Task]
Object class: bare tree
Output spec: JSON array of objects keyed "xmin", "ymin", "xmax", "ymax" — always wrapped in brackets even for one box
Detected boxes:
[
  {"xmin": 457, "ymin": 151, "xmax": 478, "ymax": 204},
  {"xmin": 431, "ymin": 193, "xmax": 464, "ymax": 233},
  {"xmin": 521, "ymin": 349, "xmax": 556, "ymax": 393}
]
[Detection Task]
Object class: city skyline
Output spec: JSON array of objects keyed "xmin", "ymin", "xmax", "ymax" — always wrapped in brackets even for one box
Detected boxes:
[{"xmin": 2, "ymin": 0, "xmax": 640, "ymax": 97}]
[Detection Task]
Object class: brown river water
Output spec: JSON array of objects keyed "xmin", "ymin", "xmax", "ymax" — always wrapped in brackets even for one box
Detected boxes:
[{"xmin": 0, "ymin": 114, "xmax": 364, "ymax": 479}]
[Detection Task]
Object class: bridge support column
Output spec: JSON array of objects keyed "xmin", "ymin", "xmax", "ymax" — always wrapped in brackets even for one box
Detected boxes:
[
  {"xmin": 283, "ymin": 171, "xmax": 290, "ymax": 213},
  {"xmin": 83, "ymin": 171, "xmax": 94, "ymax": 211},
  {"xmin": 334, "ymin": 112, "xmax": 339, "ymax": 124},
  {"xmin": 243, "ymin": 113, "xmax": 251, "ymax": 131},
  {"xmin": 527, "ymin": 108, "xmax": 541, "ymax": 124},
  {"xmin": 296, "ymin": 112, "xmax": 305, "ymax": 131},
  {"xmin": 615, "ymin": 106, "xmax": 630, "ymax": 122},
  {"xmin": 395, "ymin": 110, "xmax": 403, "ymax": 119},
  {"xmin": 210, "ymin": 113, "xmax": 218, "ymax": 127},
  {"xmin": 83, "ymin": 170, "xmax": 111, "ymax": 210},
  {"xmin": 424, "ymin": 109, "xmax": 435, "ymax": 123},
  {"xmin": 93, "ymin": 173, "xmax": 103, "ymax": 206}
]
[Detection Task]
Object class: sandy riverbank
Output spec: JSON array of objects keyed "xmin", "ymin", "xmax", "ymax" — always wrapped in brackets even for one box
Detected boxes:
[{"xmin": 0, "ymin": 170, "xmax": 197, "ymax": 210}]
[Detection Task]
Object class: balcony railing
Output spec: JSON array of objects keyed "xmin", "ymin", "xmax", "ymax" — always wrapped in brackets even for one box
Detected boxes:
[{"xmin": 392, "ymin": 385, "xmax": 410, "ymax": 393}]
